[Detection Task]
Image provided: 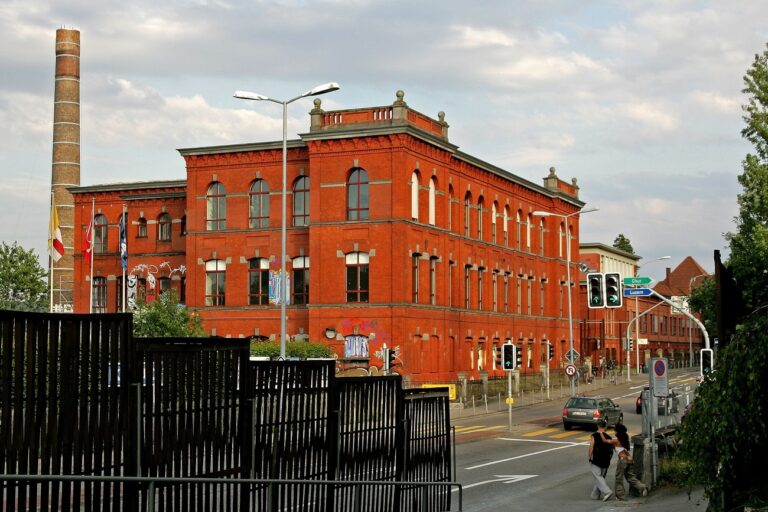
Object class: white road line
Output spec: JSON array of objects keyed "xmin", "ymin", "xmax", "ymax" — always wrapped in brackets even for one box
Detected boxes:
[
  {"xmin": 465, "ymin": 442, "xmax": 584, "ymax": 470},
  {"xmin": 498, "ymin": 438, "xmax": 586, "ymax": 446}
]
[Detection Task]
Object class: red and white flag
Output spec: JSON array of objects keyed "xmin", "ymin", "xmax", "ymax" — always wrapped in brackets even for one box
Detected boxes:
[
  {"xmin": 82, "ymin": 219, "xmax": 92, "ymax": 264},
  {"xmin": 49, "ymin": 205, "xmax": 65, "ymax": 262}
]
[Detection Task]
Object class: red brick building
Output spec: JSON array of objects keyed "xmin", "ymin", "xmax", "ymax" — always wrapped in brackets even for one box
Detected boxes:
[{"xmin": 72, "ymin": 91, "xmax": 590, "ymax": 384}]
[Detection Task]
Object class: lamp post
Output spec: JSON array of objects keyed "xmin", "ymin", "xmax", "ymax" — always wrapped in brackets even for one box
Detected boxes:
[
  {"xmin": 531, "ymin": 207, "xmax": 598, "ymax": 397},
  {"xmin": 234, "ymin": 82, "xmax": 340, "ymax": 359},
  {"xmin": 634, "ymin": 256, "xmax": 671, "ymax": 374},
  {"xmin": 688, "ymin": 273, "xmax": 709, "ymax": 367}
]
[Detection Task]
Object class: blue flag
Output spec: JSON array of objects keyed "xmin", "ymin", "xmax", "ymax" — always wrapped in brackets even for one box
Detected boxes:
[{"xmin": 119, "ymin": 211, "xmax": 128, "ymax": 270}]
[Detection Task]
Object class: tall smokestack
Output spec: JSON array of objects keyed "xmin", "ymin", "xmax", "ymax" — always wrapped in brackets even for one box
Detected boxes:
[{"xmin": 50, "ymin": 27, "xmax": 80, "ymax": 310}]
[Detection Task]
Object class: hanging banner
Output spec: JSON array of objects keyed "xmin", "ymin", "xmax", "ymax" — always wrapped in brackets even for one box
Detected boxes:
[{"xmin": 268, "ymin": 270, "xmax": 290, "ymax": 305}]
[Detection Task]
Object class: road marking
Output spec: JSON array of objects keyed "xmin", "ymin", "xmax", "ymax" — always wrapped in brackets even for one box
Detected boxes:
[
  {"xmin": 523, "ymin": 428, "xmax": 558, "ymax": 437},
  {"xmin": 455, "ymin": 474, "xmax": 538, "ymax": 491},
  {"xmin": 455, "ymin": 425, "xmax": 504, "ymax": 434},
  {"xmin": 550, "ymin": 430, "xmax": 584, "ymax": 439},
  {"xmin": 613, "ymin": 392, "xmax": 638, "ymax": 399},
  {"xmin": 499, "ymin": 438, "xmax": 583, "ymax": 446},
  {"xmin": 465, "ymin": 442, "xmax": 585, "ymax": 470}
]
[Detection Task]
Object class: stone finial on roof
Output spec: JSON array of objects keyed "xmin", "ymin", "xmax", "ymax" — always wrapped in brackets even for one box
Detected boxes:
[
  {"xmin": 438, "ymin": 111, "xmax": 449, "ymax": 139},
  {"xmin": 571, "ymin": 177, "xmax": 580, "ymax": 199},
  {"xmin": 393, "ymin": 89, "xmax": 407, "ymax": 107},
  {"xmin": 310, "ymin": 98, "xmax": 325, "ymax": 130}
]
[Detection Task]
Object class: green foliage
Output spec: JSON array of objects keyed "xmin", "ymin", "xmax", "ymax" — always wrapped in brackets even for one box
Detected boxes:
[
  {"xmin": 688, "ymin": 277, "xmax": 717, "ymax": 336},
  {"xmin": 612, "ymin": 234, "xmax": 634, "ymax": 254},
  {"xmin": 0, "ymin": 241, "xmax": 48, "ymax": 312},
  {"xmin": 249, "ymin": 340, "xmax": 333, "ymax": 359},
  {"xmin": 132, "ymin": 291, "xmax": 206, "ymax": 337},
  {"xmin": 658, "ymin": 453, "xmax": 693, "ymax": 488},
  {"xmin": 679, "ymin": 314, "xmax": 768, "ymax": 510}
]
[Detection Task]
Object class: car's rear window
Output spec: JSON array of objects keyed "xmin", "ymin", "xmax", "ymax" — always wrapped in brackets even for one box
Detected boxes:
[{"xmin": 567, "ymin": 398, "xmax": 597, "ymax": 408}]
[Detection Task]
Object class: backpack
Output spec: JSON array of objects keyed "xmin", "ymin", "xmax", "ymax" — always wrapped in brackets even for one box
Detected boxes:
[{"xmin": 591, "ymin": 432, "xmax": 613, "ymax": 468}]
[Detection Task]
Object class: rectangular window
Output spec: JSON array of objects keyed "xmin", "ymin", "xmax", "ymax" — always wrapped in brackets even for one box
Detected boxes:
[
  {"xmin": 464, "ymin": 266, "xmax": 471, "ymax": 309},
  {"xmin": 346, "ymin": 252, "xmax": 369, "ymax": 302},
  {"xmin": 158, "ymin": 214, "xmax": 172, "ymax": 242},
  {"xmin": 429, "ymin": 257, "xmax": 437, "ymax": 306},
  {"xmin": 449, "ymin": 261, "xmax": 455, "ymax": 308},
  {"xmin": 492, "ymin": 272, "xmax": 498, "ymax": 312},
  {"xmin": 159, "ymin": 277, "xmax": 171, "ymax": 295},
  {"xmin": 293, "ymin": 268, "xmax": 309, "ymax": 305},
  {"xmin": 527, "ymin": 278, "xmax": 532, "ymax": 315},
  {"xmin": 205, "ymin": 260, "xmax": 226, "ymax": 306},
  {"xmin": 540, "ymin": 279, "xmax": 545, "ymax": 316},
  {"xmin": 478, "ymin": 269, "xmax": 484, "ymax": 310},
  {"xmin": 249, "ymin": 258, "xmax": 269, "ymax": 305},
  {"xmin": 93, "ymin": 277, "xmax": 107, "ymax": 313},
  {"xmin": 503, "ymin": 273, "xmax": 509, "ymax": 313},
  {"xmin": 517, "ymin": 277, "xmax": 522, "ymax": 314},
  {"xmin": 412, "ymin": 254, "xmax": 420, "ymax": 303}
]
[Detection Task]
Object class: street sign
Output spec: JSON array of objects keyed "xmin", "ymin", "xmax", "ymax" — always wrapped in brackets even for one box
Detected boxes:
[
  {"xmin": 565, "ymin": 349, "xmax": 580, "ymax": 363},
  {"xmin": 505, "ymin": 397, "xmax": 515, "ymax": 405},
  {"xmin": 624, "ymin": 288, "xmax": 653, "ymax": 297},
  {"xmin": 565, "ymin": 364, "xmax": 577, "ymax": 377},
  {"xmin": 624, "ymin": 276, "xmax": 652, "ymax": 286},
  {"xmin": 650, "ymin": 357, "xmax": 669, "ymax": 397}
]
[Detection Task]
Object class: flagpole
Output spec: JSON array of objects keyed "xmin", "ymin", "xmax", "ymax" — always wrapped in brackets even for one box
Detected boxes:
[
  {"xmin": 122, "ymin": 204, "xmax": 127, "ymax": 313},
  {"xmin": 89, "ymin": 198, "xmax": 95, "ymax": 313},
  {"xmin": 49, "ymin": 191, "xmax": 54, "ymax": 312}
]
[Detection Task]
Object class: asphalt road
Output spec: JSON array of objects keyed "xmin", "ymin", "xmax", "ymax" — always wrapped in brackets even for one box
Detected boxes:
[{"xmin": 450, "ymin": 368, "xmax": 702, "ymax": 512}]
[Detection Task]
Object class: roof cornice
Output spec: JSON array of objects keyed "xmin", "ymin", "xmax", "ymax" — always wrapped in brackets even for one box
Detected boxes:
[{"xmin": 70, "ymin": 180, "xmax": 187, "ymax": 194}]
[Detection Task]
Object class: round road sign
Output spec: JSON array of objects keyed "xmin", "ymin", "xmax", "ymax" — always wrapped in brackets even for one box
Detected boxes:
[
  {"xmin": 654, "ymin": 359, "xmax": 667, "ymax": 377},
  {"xmin": 565, "ymin": 364, "xmax": 577, "ymax": 377}
]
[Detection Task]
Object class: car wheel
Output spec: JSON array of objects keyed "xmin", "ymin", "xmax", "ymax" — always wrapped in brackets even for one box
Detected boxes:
[{"xmin": 563, "ymin": 422, "xmax": 572, "ymax": 431}]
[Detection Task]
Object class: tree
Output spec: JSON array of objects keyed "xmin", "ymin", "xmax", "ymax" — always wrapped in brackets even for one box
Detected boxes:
[
  {"xmin": 687, "ymin": 277, "xmax": 716, "ymax": 337},
  {"xmin": 679, "ymin": 44, "xmax": 768, "ymax": 511},
  {"xmin": 0, "ymin": 242, "xmax": 48, "ymax": 312},
  {"xmin": 132, "ymin": 291, "xmax": 206, "ymax": 337},
  {"xmin": 612, "ymin": 234, "xmax": 634, "ymax": 254},
  {"xmin": 249, "ymin": 340, "xmax": 333, "ymax": 359}
]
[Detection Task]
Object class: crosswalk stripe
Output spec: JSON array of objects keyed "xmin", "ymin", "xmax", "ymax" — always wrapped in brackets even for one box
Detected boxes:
[
  {"xmin": 523, "ymin": 428, "xmax": 559, "ymax": 437},
  {"xmin": 455, "ymin": 425, "xmax": 504, "ymax": 434},
  {"xmin": 550, "ymin": 430, "xmax": 584, "ymax": 439}
]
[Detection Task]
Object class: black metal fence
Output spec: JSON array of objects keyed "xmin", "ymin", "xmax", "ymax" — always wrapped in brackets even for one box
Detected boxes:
[{"xmin": 0, "ymin": 310, "xmax": 453, "ymax": 511}]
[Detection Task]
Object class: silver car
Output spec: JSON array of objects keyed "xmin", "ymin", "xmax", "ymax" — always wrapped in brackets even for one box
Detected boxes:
[{"xmin": 562, "ymin": 396, "xmax": 623, "ymax": 430}]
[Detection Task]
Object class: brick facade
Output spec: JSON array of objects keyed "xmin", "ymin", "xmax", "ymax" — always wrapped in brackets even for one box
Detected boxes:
[{"xmin": 71, "ymin": 91, "xmax": 590, "ymax": 383}]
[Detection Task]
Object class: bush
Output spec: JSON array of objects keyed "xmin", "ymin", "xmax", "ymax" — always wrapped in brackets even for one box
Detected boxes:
[
  {"xmin": 658, "ymin": 454, "xmax": 692, "ymax": 487},
  {"xmin": 249, "ymin": 340, "xmax": 333, "ymax": 359}
]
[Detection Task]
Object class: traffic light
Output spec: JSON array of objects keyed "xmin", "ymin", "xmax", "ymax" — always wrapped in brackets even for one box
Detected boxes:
[
  {"xmin": 605, "ymin": 272, "xmax": 622, "ymax": 308},
  {"xmin": 587, "ymin": 273, "xmax": 605, "ymax": 308},
  {"xmin": 627, "ymin": 337, "xmax": 633, "ymax": 351},
  {"xmin": 501, "ymin": 343, "xmax": 516, "ymax": 371},
  {"xmin": 516, "ymin": 344, "xmax": 523, "ymax": 369},
  {"xmin": 547, "ymin": 343, "xmax": 554, "ymax": 361},
  {"xmin": 700, "ymin": 348, "xmax": 714, "ymax": 377},
  {"xmin": 495, "ymin": 346, "xmax": 502, "ymax": 368}
]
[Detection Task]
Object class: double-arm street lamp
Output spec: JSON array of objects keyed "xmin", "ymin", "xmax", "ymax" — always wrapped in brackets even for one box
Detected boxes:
[
  {"xmin": 234, "ymin": 83, "xmax": 340, "ymax": 359},
  {"xmin": 633, "ymin": 256, "xmax": 670, "ymax": 374},
  {"xmin": 531, "ymin": 207, "xmax": 598, "ymax": 397}
]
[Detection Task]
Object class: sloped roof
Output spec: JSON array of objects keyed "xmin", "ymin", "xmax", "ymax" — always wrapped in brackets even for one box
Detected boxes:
[{"xmin": 654, "ymin": 256, "xmax": 710, "ymax": 296}]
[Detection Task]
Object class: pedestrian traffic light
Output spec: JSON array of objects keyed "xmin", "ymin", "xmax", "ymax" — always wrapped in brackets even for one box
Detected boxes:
[
  {"xmin": 501, "ymin": 343, "xmax": 516, "ymax": 371},
  {"xmin": 547, "ymin": 343, "xmax": 554, "ymax": 361},
  {"xmin": 605, "ymin": 272, "xmax": 622, "ymax": 308},
  {"xmin": 587, "ymin": 273, "xmax": 605, "ymax": 308},
  {"xmin": 700, "ymin": 348, "xmax": 714, "ymax": 377},
  {"xmin": 516, "ymin": 344, "xmax": 523, "ymax": 369}
]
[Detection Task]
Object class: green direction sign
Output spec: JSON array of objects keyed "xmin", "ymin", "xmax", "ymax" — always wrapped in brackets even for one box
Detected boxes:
[{"xmin": 624, "ymin": 276, "xmax": 652, "ymax": 286}]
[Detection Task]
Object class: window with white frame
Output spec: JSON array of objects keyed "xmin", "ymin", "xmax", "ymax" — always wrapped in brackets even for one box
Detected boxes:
[
  {"xmin": 249, "ymin": 179, "xmax": 270, "ymax": 228},
  {"xmin": 248, "ymin": 257, "xmax": 269, "ymax": 305},
  {"xmin": 346, "ymin": 252, "xmax": 369, "ymax": 303},
  {"xmin": 411, "ymin": 171, "xmax": 419, "ymax": 221},
  {"xmin": 205, "ymin": 259, "xmax": 226, "ymax": 306},
  {"xmin": 292, "ymin": 256, "xmax": 309, "ymax": 305},
  {"xmin": 428, "ymin": 177, "xmax": 436, "ymax": 225}
]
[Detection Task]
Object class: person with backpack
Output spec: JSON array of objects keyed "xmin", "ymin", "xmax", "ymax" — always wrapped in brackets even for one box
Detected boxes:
[{"xmin": 588, "ymin": 419, "xmax": 614, "ymax": 501}]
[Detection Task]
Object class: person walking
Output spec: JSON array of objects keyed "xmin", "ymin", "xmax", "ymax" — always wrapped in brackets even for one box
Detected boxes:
[
  {"xmin": 588, "ymin": 419, "xmax": 614, "ymax": 501},
  {"xmin": 607, "ymin": 423, "xmax": 648, "ymax": 499}
]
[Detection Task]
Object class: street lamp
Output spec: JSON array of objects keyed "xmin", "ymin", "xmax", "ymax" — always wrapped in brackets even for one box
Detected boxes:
[
  {"xmin": 531, "ymin": 206, "xmax": 598, "ymax": 397},
  {"xmin": 234, "ymin": 82, "xmax": 340, "ymax": 359},
  {"xmin": 688, "ymin": 273, "xmax": 709, "ymax": 367},
  {"xmin": 633, "ymin": 256, "xmax": 671, "ymax": 375}
]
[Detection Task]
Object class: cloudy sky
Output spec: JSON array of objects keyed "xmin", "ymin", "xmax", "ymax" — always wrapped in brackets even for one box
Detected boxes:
[{"xmin": 1, "ymin": 0, "xmax": 765, "ymax": 281}]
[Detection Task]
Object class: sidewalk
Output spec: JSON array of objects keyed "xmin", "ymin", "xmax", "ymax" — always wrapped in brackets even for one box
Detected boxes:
[{"xmin": 605, "ymin": 485, "xmax": 707, "ymax": 511}]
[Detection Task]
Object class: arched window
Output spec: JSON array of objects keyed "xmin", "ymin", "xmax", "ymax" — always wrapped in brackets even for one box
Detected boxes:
[
  {"xmin": 347, "ymin": 168, "xmax": 369, "ymax": 220},
  {"xmin": 464, "ymin": 192, "xmax": 472, "ymax": 237},
  {"xmin": 157, "ymin": 213, "xmax": 172, "ymax": 242},
  {"xmin": 293, "ymin": 176, "xmax": 310, "ymax": 227},
  {"xmin": 94, "ymin": 214, "xmax": 108, "ymax": 253},
  {"xmin": 249, "ymin": 179, "xmax": 270, "ymax": 228},
  {"xmin": 345, "ymin": 252, "xmax": 369, "ymax": 303},
  {"xmin": 410, "ymin": 171, "xmax": 420, "ymax": 221},
  {"xmin": 448, "ymin": 185, "xmax": 454, "ymax": 232},
  {"xmin": 477, "ymin": 196, "xmax": 484, "ymax": 240},
  {"xmin": 137, "ymin": 217, "xmax": 147, "ymax": 238},
  {"xmin": 516, "ymin": 210, "xmax": 522, "ymax": 250},
  {"xmin": 428, "ymin": 177, "xmax": 436, "ymax": 225},
  {"xmin": 206, "ymin": 182, "xmax": 226, "ymax": 230},
  {"xmin": 539, "ymin": 219, "xmax": 545, "ymax": 256},
  {"xmin": 205, "ymin": 259, "xmax": 226, "ymax": 306},
  {"xmin": 292, "ymin": 256, "xmax": 309, "ymax": 305},
  {"xmin": 491, "ymin": 202, "xmax": 497, "ymax": 243},
  {"xmin": 503, "ymin": 206, "xmax": 510, "ymax": 247}
]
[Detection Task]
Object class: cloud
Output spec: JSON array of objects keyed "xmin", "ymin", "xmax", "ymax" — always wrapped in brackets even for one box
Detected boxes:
[
  {"xmin": 622, "ymin": 101, "xmax": 678, "ymax": 131},
  {"xmin": 690, "ymin": 90, "xmax": 741, "ymax": 114},
  {"xmin": 450, "ymin": 25, "xmax": 516, "ymax": 48}
]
